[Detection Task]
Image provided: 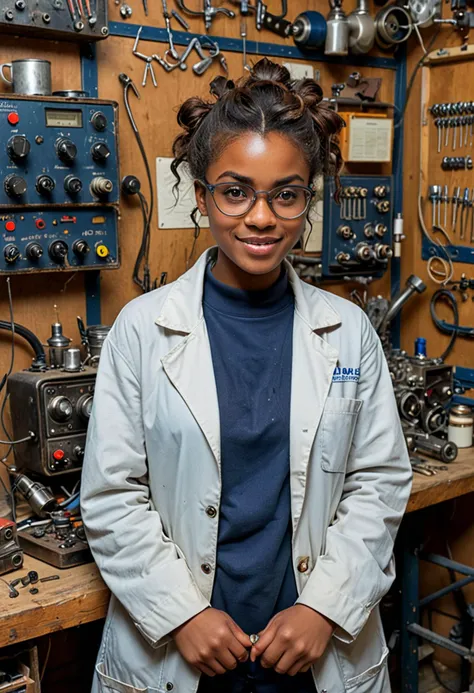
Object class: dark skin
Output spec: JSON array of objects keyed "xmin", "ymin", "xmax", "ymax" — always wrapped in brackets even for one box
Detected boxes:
[{"xmin": 172, "ymin": 131, "xmax": 334, "ymax": 677}]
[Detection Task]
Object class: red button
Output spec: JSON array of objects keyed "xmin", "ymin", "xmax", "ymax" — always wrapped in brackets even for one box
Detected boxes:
[
  {"xmin": 7, "ymin": 113, "xmax": 19, "ymax": 126},
  {"xmin": 53, "ymin": 449, "xmax": 65, "ymax": 461},
  {"xmin": 5, "ymin": 221, "xmax": 15, "ymax": 232}
]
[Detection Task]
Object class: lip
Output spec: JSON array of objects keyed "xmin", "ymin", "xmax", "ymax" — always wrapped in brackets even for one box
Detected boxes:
[{"xmin": 236, "ymin": 235, "xmax": 282, "ymax": 257}]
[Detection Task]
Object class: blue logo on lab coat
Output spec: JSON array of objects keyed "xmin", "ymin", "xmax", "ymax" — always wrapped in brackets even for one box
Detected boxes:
[{"xmin": 332, "ymin": 366, "xmax": 360, "ymax": 382}]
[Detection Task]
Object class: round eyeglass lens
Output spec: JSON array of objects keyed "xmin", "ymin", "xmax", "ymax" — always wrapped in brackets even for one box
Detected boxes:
[{"xmin": 212, "ymin": 183, "xmax": 311, "ymax": 219}]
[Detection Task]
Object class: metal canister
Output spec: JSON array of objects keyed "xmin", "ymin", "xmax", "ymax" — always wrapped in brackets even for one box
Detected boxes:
[
  {"xmin": 63, "ymin": 348, "xmax": 82, "ymax": 372},
  {"xmin": 47, "ymin": 322, "xmax": 71, "ymax": 368},
  {"xmin": 87, "ymin": 324, "xmax": 111, "ymax": 362},
  {"xmin": 448, "ymin": 405, "xmax": 473, "ymax": 448}
]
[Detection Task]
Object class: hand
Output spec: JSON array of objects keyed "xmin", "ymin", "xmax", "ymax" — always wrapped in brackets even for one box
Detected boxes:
[
  {"xmin": 172, "ymin": 607, "xmax": 251, "ymax": 677},
  {"xmin": 250, "ymin": 605, "xmax": 335, "ymax": 676}
]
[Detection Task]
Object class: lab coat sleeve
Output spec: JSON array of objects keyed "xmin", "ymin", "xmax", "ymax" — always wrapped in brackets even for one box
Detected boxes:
[
  {"xmin": 296, "ymin": 312, "xmax": 412, "ymax": 642},
  {"xmin": 80, "ymin": 333, "xmax": 210, "ymax": 649}
]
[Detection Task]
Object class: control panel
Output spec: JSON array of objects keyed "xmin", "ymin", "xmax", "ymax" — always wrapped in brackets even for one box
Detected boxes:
[
  {"xmin": 0, "ymin": 96, "xmax": 119, "ymax": 206},
  {"xmin": 322, "ymin": 175, "xmax": 394, "ymax": 278},
  {"xmin": 0, "ymin": 207, "xmax": 118, "ymax": 272},
  {"xmin": 7, "ymin": 367, "xmax": 96, "ymax": 476},
  {"xmin": 0, "ymin": 94, "xmax": 119, "ymax": 273},
  {"xmin": 0, "ymin": 0, "xmax": 108, "ymax": 42}
]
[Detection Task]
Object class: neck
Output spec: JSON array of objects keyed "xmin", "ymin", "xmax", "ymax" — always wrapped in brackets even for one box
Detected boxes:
[{"xmin": 211, "ymin": 249, "xmax": 282, "ymax": 291}]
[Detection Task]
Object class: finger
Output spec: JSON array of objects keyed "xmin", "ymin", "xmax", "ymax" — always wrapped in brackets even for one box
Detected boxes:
[
  {"xmin": 250, "ymin": 625, "xmax": 277, "ymax": 662},
  {"xmin": 228, "ymin": 621, "xmax": 252, "ymax": 649},
  {"xmin": 259, "ymin": 640, "xmax": 285, "ymax": 669},
  {"xmin": 228, "ymin": 639, "xmax": 249, "ymax": 663},
  {"xmin": 208, "ymin": 658, "xmax": 227, "ymax": 676},
  {"xmin": 287, "ymin": 656, "xmax": 309, "ymax": 677},
  {"xmin": 300, "ymin": 662, "xmax": 313, "ymax": 673},
  {"xmin": 215, "ymin": 648, "xmax": 239, "ymax": 671},
  {"xmin": 198, "ymin": 664, "xmax": 217, "ymax": 677}
]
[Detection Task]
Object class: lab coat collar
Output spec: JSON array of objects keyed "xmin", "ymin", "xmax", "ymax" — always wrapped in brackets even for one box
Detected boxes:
[{"xmin": 155, "ymin": 247, "xmax": 341, "ymax": 334}]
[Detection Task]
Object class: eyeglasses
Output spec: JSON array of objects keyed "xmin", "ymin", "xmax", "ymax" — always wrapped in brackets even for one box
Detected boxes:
[{"xmin": 199, "ymin": 179, "xmax": 314, "ymax": 221}]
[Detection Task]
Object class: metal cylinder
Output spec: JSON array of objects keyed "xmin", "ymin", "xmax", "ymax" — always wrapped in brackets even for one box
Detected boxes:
[
  {"xmin": 0, "ymin": 59, "xmax": 52, "ymax": 95},
  {"xmin": 375, "ymin": 5, "xmax": 412, "ymax": 50},
  {"xmin": 15, "ymin": 474, "xmax": 57, "ymax": 518},
  {"xmin": 414, "ymin": 337, "xmax": 427, "ymax": 357},
  {"xmin": 63, "ymin": 347, "xmax": 82, "ymax": 372},
  {"xmin": 292, "ymin": 11, "xmax": 327, "ymax": 49},
  {"xmin": 348, "ymin": 0, "xmax": 375, "ymax": 54},
  {"xmin": 87, "ymin": 325, "xmax": 111, "ymax": 362},
  {"xmin": 325, "ymin": 6, "xmax": 349, "ymax": 55},
  {"xmin": 448, "ymin": 405, "xmax": 473, "ymax": 448},
  {"xmin": 47, "ymin": 322, "xmax": 71, "ymax": 369}
]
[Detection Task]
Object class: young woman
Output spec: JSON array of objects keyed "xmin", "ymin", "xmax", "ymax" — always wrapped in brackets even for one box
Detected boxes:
[{"xmin": 81, "ymin": 59, "xmax": 412, "ymax": 693}]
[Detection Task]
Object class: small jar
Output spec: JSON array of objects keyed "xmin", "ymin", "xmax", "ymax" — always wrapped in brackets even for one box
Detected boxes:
[{"xmin": 448, "ymin": 405, "xmax": 473, "ymax": 449}]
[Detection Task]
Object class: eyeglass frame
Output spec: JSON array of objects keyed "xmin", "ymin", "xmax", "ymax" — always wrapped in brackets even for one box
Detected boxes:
[{"xmin": 197, "ymin": 178, "xmax": 315, "ymax": 221}]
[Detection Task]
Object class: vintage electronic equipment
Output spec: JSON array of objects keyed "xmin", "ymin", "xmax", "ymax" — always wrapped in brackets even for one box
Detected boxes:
[
  {"xmin": 8, "ymin": 367, "xmax": 96, "ymax": 476},
  {"xmin": 0, "ymin": 0, "xmax": 108, "ymax": 41},
  {"xmin": 0, "ymin": 518, "xmax": 24, "ymax": 575},
  {"xmin": 18, "ymin": 512, "xmax": 91, "ymax": 568},
  {"xmin": 0, "ymin": 94, "xmax": 119, "ymax": 274},
  {"xmin": 322, "ymin": 175, "xmax": 394, "ymax": 278}
]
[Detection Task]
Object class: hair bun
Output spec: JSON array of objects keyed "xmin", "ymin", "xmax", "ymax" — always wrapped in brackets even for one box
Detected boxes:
[
  {"xmin": 293, "ymin": 78, "xmax": 323, "ymax": 108},
  {"xmin": 246, "ymin": 57, "xmax": 291, "ymax": 89},
  {"xmin": 177, "ymin": 96, "xmax": 213, "ymax": 132},
  {"xmin": 210, "ymin": 76, "xmax": 235, "ymax": 100}
]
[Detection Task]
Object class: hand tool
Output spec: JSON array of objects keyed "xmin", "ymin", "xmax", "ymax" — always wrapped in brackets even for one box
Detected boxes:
[
  {"xmin": 443, "ymin": 185, "xmax": 449, "ymax": 228},
  {"xmin": 470, "ymin": 188, "xmax": 474, "ymax": 243},
  {"xmin": 240, "ymin": 18, "xmax": 252, "ymax": 72},
  {"xmin": 429, "ymin": 185, "xmax": 441, "ymax": 228},
  {"xmin": 161, "ymin": 0, "xmax": 179, "ymax": 60},
  {"xmin": 133, "ymin": 27, "xmax": 159, "ymax": 86},
  {"xmin": 460, "ymin": 187, "xmax": 470, "ymax": 241},
  {"xmin": 171, "ymin": 9, "xmax": 189, "ymax": 29},
  {"xmin": 452, "ymin": 185, "xmax": 461, "ymax": 233},
  {"xmin": 176, "ymin": 0, "xmax": 235, "ymax": 31}
]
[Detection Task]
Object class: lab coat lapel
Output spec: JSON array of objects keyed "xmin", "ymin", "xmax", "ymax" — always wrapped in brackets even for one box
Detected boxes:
[{"xmin": 161, "ymin": 318, "xmax": 221, "ymax": 469}]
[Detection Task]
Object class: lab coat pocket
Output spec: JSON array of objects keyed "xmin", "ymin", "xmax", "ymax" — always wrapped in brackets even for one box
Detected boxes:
[
  {"xmin": 320, "ymin": 397, "xmax": 362, "ymax": 473},
  {"xmin": 96, "ymin": 663, "xmax": 148, "ymax": 693}
]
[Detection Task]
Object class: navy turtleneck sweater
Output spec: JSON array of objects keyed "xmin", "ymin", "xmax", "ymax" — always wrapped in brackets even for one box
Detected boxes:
[{"xmin": 200, "ymin": 262, "xmax": 316, "ymax": 693}]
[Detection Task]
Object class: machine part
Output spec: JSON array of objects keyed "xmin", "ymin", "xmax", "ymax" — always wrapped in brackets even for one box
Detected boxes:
[
  {"xmin": 47, "ymin": 321, "xmax": 71, "ymax": 369},
  {"xmin": 408, "ymin": 0, "xmax": 441, "ymax": 27},
  {"xmin": 0, "ymin": 94, "xmax": 119, "ymax": 207},
  {"xmin": 375, "ymin": 4, "xmax": 413, "ymax": 50},
  {"xmin": 13, "ymin": 474, "xmax": 58, "ymax": 517},
  {"xmin": 39, "ymin": 574, "xmax": 60, "ymax": 582},
  {"xmin": 240, "ymin": 18, "xmax": 252, "ymax": 72},
  {"xmin": 347, "ymin": 0, "xmax": 375, "ymax": 54},
  {"xmin": 0, "ymin": 320, "xmax": 46, "ymax": 369},
  {"xmin": 28, "ymin": 570, "xmax": 39, "ymax": 583},
  {"xmin": 29, "ymin": 587, "xmax": 39, "ymax": 594},
  {"xmin": 63, "ymin": 348, "xmax": 82, "ymax": 372},
  {"xmin": 412, "ymin": 432, "xmax": 458, "ymax": 462},
  {"xmin": 448, "ymin": 405, "xmax": 473, "ymax": 448},
  {"xmin": 291, "ymin": 11, "xmax": 327, "ymax": 49},
  {"xmin": 393, "ymin": 213, "xmax": 404, "ymax": 257},
  {"xmin": 175, "ymin": 0, "xmax": 235, "ymax": 30},
  {"xmin": 77, "ymin": 318, "xmax": 111, "ymax": 365},
  {"xmin": 0, "ymin": 518, "xmax": 24, "ymax": 576},
  {"xmin": 0, "ymin": 208, "xmax": 118, "ymax": 274},
  {"xmin": 378, "ymin": 274, "xmax": 426, "ymax": 334},
  {"xmin": 325, "ymin": 0, "xmax": 349, "ymax": 55},
  {"xmin": 322, "ymin": 175, "xmax": 394, "ymax": 279},
  {"xmin": 0, "ymin": 0, "xmax": 107, "ymax": 39},
  {"xmin": 20, "ymin": 522, "xmax": 91, "ymax": 567},
  {"xmin": 121, "ymin": 175, "xmax": 141, "ymax": 195},
  {"xmin": 7, "ymin": 368, "xmax": 97, "ymax": 476}
]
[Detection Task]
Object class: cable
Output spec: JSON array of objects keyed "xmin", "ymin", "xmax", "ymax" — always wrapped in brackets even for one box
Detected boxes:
[
  {"xmin": 119, "ymin": 74, "xmax": 155, "ymax": 293},
  {"xmin": 430, "ymin": 290, "xmax": 461, "ymax": 360},
  {"xmin": 40, "ymin": 637, "xmax": 52, "ymax": 682},
  {"xmin": 418, "ymin": 188, "xmax": 454, "ymax": 285},
  {"xmin": 0, "ymin": 432, "xmax": 34, "ymax": 445}
]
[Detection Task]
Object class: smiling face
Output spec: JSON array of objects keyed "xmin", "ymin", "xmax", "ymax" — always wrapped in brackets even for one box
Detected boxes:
[{"xmin": 195, "ymin": 131, "xmax": 311, "ymax": 290}]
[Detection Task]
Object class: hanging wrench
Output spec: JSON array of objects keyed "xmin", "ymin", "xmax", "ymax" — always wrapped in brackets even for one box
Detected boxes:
[
  {"xmin": 161, "ymin": 0, "xmax": 179, "ymax": 60},
  {"xmin": 176, "ymin": 0, "xmax": 235, "ymax": 31}
]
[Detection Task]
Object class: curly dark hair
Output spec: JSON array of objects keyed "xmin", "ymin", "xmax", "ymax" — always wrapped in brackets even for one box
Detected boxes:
[{"xmin": 171, "ymin": 57, "xmax": 345, "ymax": 201}]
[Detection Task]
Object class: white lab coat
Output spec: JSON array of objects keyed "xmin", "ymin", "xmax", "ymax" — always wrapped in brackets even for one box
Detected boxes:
[{"xmin": 81, "ymin": 247, "xmax": 412, "ymax": 693}]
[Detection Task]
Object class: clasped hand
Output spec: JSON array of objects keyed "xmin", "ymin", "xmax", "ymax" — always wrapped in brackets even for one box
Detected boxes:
[{"xmin": 172, "ymin": 604, "xmax": 334, "ymax": 677}]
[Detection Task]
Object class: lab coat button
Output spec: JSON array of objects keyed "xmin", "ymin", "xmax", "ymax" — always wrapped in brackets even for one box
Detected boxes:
[
  {"xmin": 166, "ymin": 684, "xmax": 174, "ymax": 691},
  {"xmin": 206, "ymin": 505, "xmax": 217, "ymax": 518},
  {"xmin": 297, "ymin": 557, "xmax": 310, "ymax": 573},
  {"xmin": 201, "ymin": 563, "xmax": 212, "ymax": 574}
]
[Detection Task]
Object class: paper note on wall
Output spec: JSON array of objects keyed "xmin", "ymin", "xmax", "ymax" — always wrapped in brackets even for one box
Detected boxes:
[
  {"xmin": 348, "ymin": 116, "xmax": 393, "ymax": 162},
  {"xmin": 156, "ymin": 157, "xmax": 209, "ymax": 229}
]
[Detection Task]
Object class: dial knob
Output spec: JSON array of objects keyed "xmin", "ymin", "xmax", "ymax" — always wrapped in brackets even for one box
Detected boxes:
[
  {"xmin": 91, "ymin": 111, "xmax": 107, "ymax": 131},
  {"xmin": 91, "ymin": 176, "xmax": 113, "ymax": 196},
  {"xmin": 72, "ymin": 240, "xmax": 90, "ymax": 258},
  {"xmin": 4, "ymin": 174, "xmax": 27, "ymax": 198},
  {"xmin": 49, "ymin": 240, "xmax": 68, "ymax": 263},
  {"xmin": 64, "ymin": 174, "xmax": 82, "ymax": 195},
  {"xmin": 56, "ymin": 138, "xmax": 77, "ymax": 163},
  {"xmin": 73, "ymin": 445, "xmax": 85, "ymax": 461},
  {"xmin": 76, "ymin": 393, "xmax": 93, "ymax": 420},
  {"xmin": 48, "ymin": 395, "xmax": 73, "ymax": 422},
  {"xmin": 36, "ymin": 175, "xmax": 55, "ymax": 195},
  {"xmin": 7, "ymin": 135, "xmax": 30, "ymax": 161},
  {"xmin": 26, "ymin": 242, "xmax": 43, "ymax": 260},
  {"xmin": 4, "ymin": 244, "xmax": 20, "ymax": 264},
  {"xmin": 91, "ymin": 142, "xmax": 111, "ymax": 163}
]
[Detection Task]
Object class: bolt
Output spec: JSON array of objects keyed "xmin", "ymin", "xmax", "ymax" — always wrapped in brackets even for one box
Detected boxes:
[
  {"xmin": 100, "ymin": 26, "xmax": 109, "ymax": 34},
  {"xmin": 4, "ymin": 9, "xmax": 14, "ymax": 19},
  {"xmin": 42, "ymin": 12, "xmax": 51, "ymax": 22}
]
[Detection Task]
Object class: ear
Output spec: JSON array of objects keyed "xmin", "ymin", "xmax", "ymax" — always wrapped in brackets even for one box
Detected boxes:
[{"xmin": 194, "ymin": 180, "xmax": 208, "ymax": 216}]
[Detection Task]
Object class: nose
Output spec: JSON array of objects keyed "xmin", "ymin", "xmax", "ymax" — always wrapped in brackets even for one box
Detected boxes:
[{"xmin": 244, "ymin": 193, "xmax": 277, "ymax": 230}]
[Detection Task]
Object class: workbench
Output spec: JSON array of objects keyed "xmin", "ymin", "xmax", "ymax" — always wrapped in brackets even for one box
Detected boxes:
[{"xmin": 0, "ymin": 449, "xmax": 472, "ymax": 661}]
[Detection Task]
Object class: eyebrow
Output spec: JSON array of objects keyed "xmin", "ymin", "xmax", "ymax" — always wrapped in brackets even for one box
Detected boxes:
[{"xmin": 215, "ymin": 170, "xmax": 306, "ymax": 185}]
